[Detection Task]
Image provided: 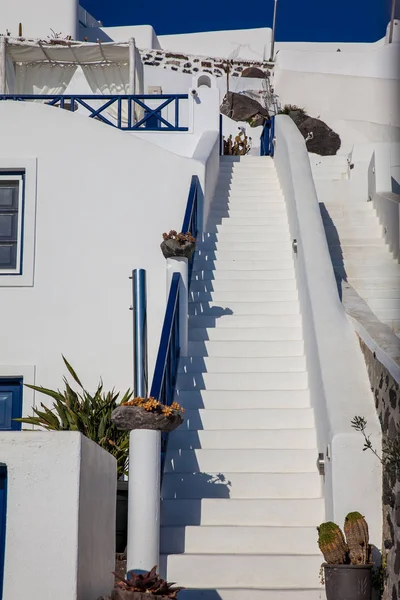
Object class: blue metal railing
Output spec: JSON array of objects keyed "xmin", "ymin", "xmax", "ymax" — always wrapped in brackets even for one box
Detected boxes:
[
  {"xmin": 0, "ymin": 94, "xmax": 189, "ymax": 131},
  {"xmin": 182, "ymin": 174, "xmax": 199, "ymax": 279},
  {"xmin": 260, "ymin": 116, "xmax": 275, "ymax": 156}
]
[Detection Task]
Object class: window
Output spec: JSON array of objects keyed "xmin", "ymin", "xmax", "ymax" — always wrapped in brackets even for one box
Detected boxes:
[{"xmin": 0, "ymin": 174, "xmax": 24, "ymax": 274}]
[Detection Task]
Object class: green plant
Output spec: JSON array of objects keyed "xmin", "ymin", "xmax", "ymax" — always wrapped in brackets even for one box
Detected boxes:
[
  {"xmin": 351, "ymin": 415, "xmax": 400, "ymax": 476},
  {"xmin": 278, "ymin": 104, "xmax": 306, "ymax": 116},
  {"xmin": 317, "ymin": 521, "xmax": 349, "ymax": 564},
  {"xmin": 15, "ymin": 356, "xmax": 132, "ymax": 477},
  {"xmin": 114, "ymin": 565, "xmax": 183, "ymax": 597},
  {"xmin": 344, "ymin": 512, "xmax": 371, "ymax": 565},
  {"xmin": 223, "ymin": 130, "xmax": 251, "ymax": 155}
]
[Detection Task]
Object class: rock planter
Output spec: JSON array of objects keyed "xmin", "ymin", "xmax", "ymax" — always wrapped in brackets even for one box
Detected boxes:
[
  {"xmin": 112, "ymin": 591, "xmax": 172, "ymax": 600},
  {"xmin": 111, "ymin": 405, "xmax": 183, "ymax": 433},
  {"xmin": 160, "ymin": 238, "xmax": 195, "ymax": 260},
  {"xmin": 323, "ymin": 564, "xmax": 373, "ymax": 600}
]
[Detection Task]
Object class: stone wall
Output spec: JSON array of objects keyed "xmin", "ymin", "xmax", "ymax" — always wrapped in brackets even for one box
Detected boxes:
[
  {"xmin": 358, "ymin": 337, "xmax": 400, "ymax": 600},
  {"xmin": 139, "ymin": 48, "xmax": 273, "ymax": 79}
]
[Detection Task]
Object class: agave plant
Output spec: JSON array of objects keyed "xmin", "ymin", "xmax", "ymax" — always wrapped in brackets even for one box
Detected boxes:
[
  {"xmin": 15, "ymin": 356, "xmax": 133, "ymax": 477},
  {"xmin": 114, "ymin": 566, "xmax": 183, "ymax": 598}
]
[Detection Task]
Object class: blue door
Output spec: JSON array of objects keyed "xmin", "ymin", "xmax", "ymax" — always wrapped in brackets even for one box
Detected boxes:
[
  {"xmin": 0, "ymin": 379, "xmax": 22, "ymax": 431},
  {"xmin": 0, "ymin": 465, "xmax": 7, "ymax": 600}
]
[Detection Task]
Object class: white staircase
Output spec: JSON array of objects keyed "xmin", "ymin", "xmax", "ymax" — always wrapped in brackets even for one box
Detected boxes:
[
  {"xmin": 312, "ymin": 157, "xmax": 400, "ymax": 335},
  {"xmin": 160, "ymin": 156, "xmax": 325, "ymax": 599}
]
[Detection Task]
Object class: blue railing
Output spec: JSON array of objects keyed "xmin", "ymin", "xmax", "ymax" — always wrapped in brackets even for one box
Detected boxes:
[
  {"xmin": 150, "ymin": 174, "xmax": 199, "ymax": 468},
  {"xmin": 260, "ymin": 116, "xmax": 275, "ymax": 156},
  {"xmin": 0, "ymin": 94, "xmax": 189, "ymax": 131}
]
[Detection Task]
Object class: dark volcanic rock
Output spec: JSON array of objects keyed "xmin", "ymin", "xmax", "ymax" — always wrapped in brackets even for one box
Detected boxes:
[
  {"xmin": 111, "ymin": 406, "xmax": 183, "ymax": 433},
  {"xmin": 160, "ymin": 239, "xmax": 196, "ymax": 260},
  {"xmin": 288, "ymin": 110, "xmax": 341, "ymax": 156},
  {"xmin": 241, "ymin": 66, "xmax": 266, "ymax": 78},
  {"xmin": 220, "ymin": 91, "xmax": 269, "ymax": 126}
]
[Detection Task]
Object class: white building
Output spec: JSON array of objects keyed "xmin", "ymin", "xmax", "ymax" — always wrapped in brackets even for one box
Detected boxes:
[{"xmin": 0, "ymin": 0, "xmax": 398, "ymax": 598}]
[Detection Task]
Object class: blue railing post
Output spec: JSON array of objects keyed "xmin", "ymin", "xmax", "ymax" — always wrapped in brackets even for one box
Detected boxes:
[{"xmin": 127, "ymin": 268, "xmax": 160, "ymax": 575}]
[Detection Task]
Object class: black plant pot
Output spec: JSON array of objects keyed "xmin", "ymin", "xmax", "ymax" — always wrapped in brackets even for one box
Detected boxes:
[
  {"xmin": 324, "ymin": 564, "xmax": 373, "ymax": 600},
  {"xmin": 160, "ymin": 239, "xmax": 196, "ymax": 260},
  {"xmin": 116, "ymin": 481, "xmax": 128, "ymax": 554}
]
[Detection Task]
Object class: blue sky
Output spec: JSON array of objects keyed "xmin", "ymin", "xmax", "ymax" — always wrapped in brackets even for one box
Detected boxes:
[{"xmin": 82, "ymin": 0, "xmax": 395, "ymax": 42}]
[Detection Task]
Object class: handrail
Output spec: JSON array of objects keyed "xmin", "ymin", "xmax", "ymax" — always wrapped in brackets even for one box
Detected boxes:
[
  {"xmin": 260, "ymin": 116, "xmax": 275, "ymax": 156},
  {"xmin": 0, "ymin": 94, "xmax": 189, "ymax": 131},
  {"xmin": 182, "ymin": 174, "xmax": 199, "ymax": 278}
]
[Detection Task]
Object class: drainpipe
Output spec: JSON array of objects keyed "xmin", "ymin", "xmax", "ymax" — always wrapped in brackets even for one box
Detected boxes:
[
  {"xmin": 388, "ymin": 0, "xmax": 396, "ymax": 44},
  {"xmin": 269, "ymin": 0, "xmax": 278, "ymax": 62}
]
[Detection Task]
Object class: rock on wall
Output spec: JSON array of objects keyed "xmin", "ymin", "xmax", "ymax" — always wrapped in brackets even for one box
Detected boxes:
[{"xmin": 358, "ymin": 338, "xmax": 400, "ymax": 600}]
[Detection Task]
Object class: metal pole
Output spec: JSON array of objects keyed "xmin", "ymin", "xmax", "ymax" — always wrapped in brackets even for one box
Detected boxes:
[
  {"xmin": 127, "ymin": 268, "xmax": 160, "ymax": 574},
  {"xmin": 269, "ymin": 0, "xmax": 278, "ymax": 62},
  {"xmin": 389, "ymin": 0, "xmax": 396, "ymax": 44},
  {"xmin": 132, "ymin": 269, "xmax": 147, "ymax": 397},
  {"xmin": 0, "ymin": 37, "xmax": 7, "ymax": 95}
]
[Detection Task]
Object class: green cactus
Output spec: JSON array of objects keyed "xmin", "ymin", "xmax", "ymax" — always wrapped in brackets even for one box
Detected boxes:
[
  {"xmin": 344, "ymin": 512, "xmax": 371, "ymax": 565},
  {"xmin": 317, "ymin": 522, "xmax": 349, "ymax": 564}
]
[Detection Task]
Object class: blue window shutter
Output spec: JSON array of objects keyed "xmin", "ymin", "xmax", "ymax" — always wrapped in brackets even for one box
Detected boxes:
[{"xmin": 0, "ymin": 380, "xmax": 22, "ymax": 430}]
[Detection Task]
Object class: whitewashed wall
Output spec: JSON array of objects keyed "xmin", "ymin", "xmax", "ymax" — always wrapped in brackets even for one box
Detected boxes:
[
  {"xmin": 0, "ymin": 0, "xmax": 78, "ymax": 39},
  {"xmin": 1, "ymin": 431, "xmax": 116, "ymax": 600},
  {"xmin": 274, "ymin": 115, "xmax": 382, "ymax": 547},
  {"xmin": 0, "ymin": 100, "xmax": 212, "ymax": 408}
]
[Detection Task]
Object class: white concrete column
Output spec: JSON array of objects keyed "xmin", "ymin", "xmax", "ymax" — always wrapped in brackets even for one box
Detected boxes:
[
  {"xmin": 166, "ymin": 257, "xmax": 188, "ymax": 357},
  {"xmin": 126, "ymin": 429, "xmax": 161, "ymax": 573},
  {"xmin": 128, "ymin": 38, "xmax": 136, "ymax": 95},
  {"xmin": 0, "ymin": 37, "xmax": 7, "ymax": 95}
]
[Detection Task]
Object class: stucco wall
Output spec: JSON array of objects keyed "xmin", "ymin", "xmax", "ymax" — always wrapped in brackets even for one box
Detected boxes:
[
  {"xmin": 0, "ymin": 100, "xmax": 202, "ymax": 406},
  {"xmin": 0, "ymin": 0, "xmax": 78, "ymax": 39},
  {"xmin": 1, "ymin": 431, "xmax": 116, "ymax": 600},
  {"xmin": 274, "ymin": 115, "xmax": 382, "ymax": 547}
]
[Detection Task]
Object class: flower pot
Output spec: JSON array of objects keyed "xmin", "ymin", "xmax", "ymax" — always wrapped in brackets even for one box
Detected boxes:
[
  {"xmin": 111, "ymin": 406, "xmax": 184, "ymax": 433},
  {"xmin": 160, "ymin": 239, "xmax": 196, "ymax": 260},
  {"xmin": 112, "ymin": 590, "xmax": 172, "ymax": 600},
  {"xmin": 323, "ymin": 563, "xmax": 373, "ymax": 600}
]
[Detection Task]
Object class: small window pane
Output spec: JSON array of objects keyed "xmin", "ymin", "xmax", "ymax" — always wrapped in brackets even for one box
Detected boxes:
[
  {"xmin": 0, "ymin": 183, "xmax": 18, "ymax": 209},
  {"xmin": 0, "ymin": 214, "xmax": 17, "ymax": 241},
  {"xmin": 0, "ymin": 245, "xmax": 16, "ymax": 269}
]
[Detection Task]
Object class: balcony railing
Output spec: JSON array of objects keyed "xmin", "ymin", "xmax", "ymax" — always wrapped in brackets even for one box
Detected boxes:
[{"xmin": 0, "ymin": 94, "xmax": 189, "ymax": 132}]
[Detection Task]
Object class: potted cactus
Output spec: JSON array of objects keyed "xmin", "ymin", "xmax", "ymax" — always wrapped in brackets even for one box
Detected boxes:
[
  {"xmin": 160, "ymin": 230, "xmax": 196, "ymax": 260},
  {"xmin": 318, "ymin": 512, "xmax": 373, "ymax": 600},
  {"xmin": 112, "ymin": 566, "xmax": 183, "ymax": 599}
]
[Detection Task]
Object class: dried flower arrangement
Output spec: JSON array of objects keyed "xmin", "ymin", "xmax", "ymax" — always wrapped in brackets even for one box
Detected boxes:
[{"xmin": 121, "ymin": 396, "xmax": 185, "ymax": 418}]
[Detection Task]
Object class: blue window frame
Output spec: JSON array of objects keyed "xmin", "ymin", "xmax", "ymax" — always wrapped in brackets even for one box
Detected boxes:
[
  {"xmin": 0, "ymin": 379, "xmax": 22, "ymax": 431},
  {"xmin": 0, "ymin": 172, "xmax": 25, "ymax": 275},
  {"xmin": 0, "ymin": 465, "xmax": 7, "ymax": 600}
]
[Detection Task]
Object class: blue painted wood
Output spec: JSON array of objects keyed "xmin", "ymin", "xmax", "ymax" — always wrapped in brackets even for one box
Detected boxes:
[
  {"xmin": 0, "ymin": 95, "xmax": 189, "ymax": 132},
  {"xmin": 260, "ymin": 116, "xmax": 275, "ymax": 156},
  {"xmin": 182, "ymin": 174, "xmax": 199, "ymax": 279},
  {"xmin": 0, "ymin": 380, "xmax": 22, "ymax": 431},
  {"xmin": 0, "ymin": 465, "xmax": 7, "ymax": 600}
]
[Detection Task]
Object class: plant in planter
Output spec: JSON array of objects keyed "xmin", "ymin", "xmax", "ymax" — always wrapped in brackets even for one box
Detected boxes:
[
  {"xmin": 318, "ymin": 512, "xmax": 373, "ymax": 600},
  {"xmin": 111, "ymin": 397, "xmax": 184, "ymax": 433},
  {"xmin": 112, "ymin": 565, "xmax": 184, "ymax": 599},
  {"xmin": 160, "ymin": 230, "xmax": 196, "ymax": 260}
]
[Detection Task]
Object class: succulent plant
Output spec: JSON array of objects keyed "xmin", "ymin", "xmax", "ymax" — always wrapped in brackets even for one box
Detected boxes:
[
  {"xmin": 114, "ymin": 566, "xmax": 184, "ymax": 598},
  {"xmin": 344, "ymin": 512, "xmax": 371, "ymax": 565},
  {"xmin": 162, "ymin": 231, "xmax": 195, "ymax": 245},
  {"xmin": 121, "ymin": 397, "xmax": 185, "ymax": 417},
  {"xmin": 317, "ymin": 522, "xmax": 349, "ymax": 564}
]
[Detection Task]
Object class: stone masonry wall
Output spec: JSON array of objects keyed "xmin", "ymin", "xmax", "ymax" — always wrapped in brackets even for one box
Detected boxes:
[{"xmin": 358, "ymin": 337, "xmax": 400, "ymax": 600}]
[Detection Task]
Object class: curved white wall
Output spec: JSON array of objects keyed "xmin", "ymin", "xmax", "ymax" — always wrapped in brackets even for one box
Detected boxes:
[
  {"xmin": 274, "ymin": 115, "xmax": 382, "ymax": 546},
  {"xmin": 0, "ymin": 0, "xmax": 78, "ymax": 39},
  {"xmin": 0, "ymin": 101, "xmax": 200, "ymax": 406}
]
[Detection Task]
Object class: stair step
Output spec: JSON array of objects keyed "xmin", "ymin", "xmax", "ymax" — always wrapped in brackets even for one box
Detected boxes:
[
  {"xmin": 178, "ymin": 588, "xmax": 325, "ymax": 600},
  {"xmin": 188, "ymin": 327, "xmax": 303, "ymax": 341},
  {"xmin": 178, "ymin": 356, "xmax": 306, "ymax": 374},
  {"xmin": 188, "ymin": 300, "xmax": 299, "ymax": 315},
  {"xmin": 192, "ymin": 260, "xmax": 294, "ymax": 272},
  {"xmin": 168, "ymin": 428, "xmax": 317, "ymax": 450},
  {"xmin": 191, "ymin": 270, "xmax": 295, "ymax": 281},
  {"xmin": 198, "ymin": 232, "xmax": 289, "ymax": 242},
  {"xmin": 208, "ymin": 208, "xmax": 287, "ymax": 217},
  {"xmin": 324, "ymin": 225, "xmax": 381, "ymax": 239},
  {"xmin": 174, "ymin": 389, "xmax": 310, "ymax": 410},
  {"xmin": 211, "ymin": 201, "xmax": 285, "ymax": 210},
  {"xmin": 337, "ymin": 265, "xmax": 400, "ymax": 278},
  {"xmin": 195, "ymin": 241, "xmax": 292, "ymax": 253},
  {"xmin": 189, "ymin": 290, "xmax": 298, "ymax": 301},
  {"xmin": 161, "ymin": 525, "xmax": 318, "ymax": 555},
  {"xmin": 160, "ymin": 554, "xmax": 323, "ymax": 589},
  {"xmin": 162, "ymin": 472, "xmax": 322, "ymax": 500},
  {"xmin": 205, "ymin": 224, "xmax": 290, "ymax": 234},
  {"xmin": 188, "ymin": 314, "xmax": 301, "ymax": 329},
  {"xmin": 189, "ymin": 279, "xmax": 297, "ymax": 291},
  {"xmin": 186, "ymin": 340, "xmax": 304, "ymax": 357},
  {"xmin": 214, "ymin": 192, "xmax": 282, "ymax": 200},
  {"xmin": 179, "ymin": 408, "xmax": 314, "ymax": 430},
  {"xmin": 347, "ymin": 277, "xmax": 400, "ymax": 289}
]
